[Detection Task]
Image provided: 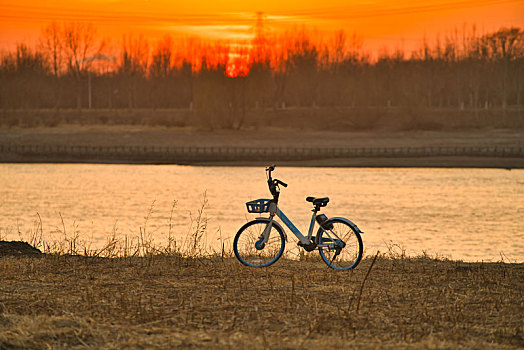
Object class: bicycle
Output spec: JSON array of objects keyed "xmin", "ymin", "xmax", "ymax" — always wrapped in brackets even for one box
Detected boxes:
[{"xmin": 233, "ymin": 165, "xmax": 364, "ymax": 270}]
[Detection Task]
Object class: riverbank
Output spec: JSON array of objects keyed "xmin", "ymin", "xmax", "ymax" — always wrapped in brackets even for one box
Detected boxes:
[
  {"xmin": 1, "ymin": 252, "xmax": 522, "ymax": 349},
  {"xmin": 1, "ymin": 126, "xmax": 523, "ymax": 167}
]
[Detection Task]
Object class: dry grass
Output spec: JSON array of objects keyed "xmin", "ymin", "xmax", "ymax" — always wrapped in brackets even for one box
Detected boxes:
[
  {"xmin": 1, "ymin": 107, "xmax": 523, "ymax": 131},
  {"xmin": 0, "ymin": 250, "xmax": 522, "ymax": 349},
  {"xmin": 1, "ymin": 203, "xmax": 522, "ymax": 348},
  {"xmin": 0, "ymin": 109, "xmax": 191, "ymax": 129}
]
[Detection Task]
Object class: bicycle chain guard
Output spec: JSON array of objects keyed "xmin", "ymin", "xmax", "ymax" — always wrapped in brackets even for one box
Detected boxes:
[{"xmin": 297, "ymin": 241, "xmax": 317, "ymax": 252}]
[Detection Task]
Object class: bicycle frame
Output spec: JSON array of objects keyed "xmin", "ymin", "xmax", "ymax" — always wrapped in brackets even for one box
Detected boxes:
[{"xmin": 259, "ymin": 201, "xmax": 318, "ymax": 245}]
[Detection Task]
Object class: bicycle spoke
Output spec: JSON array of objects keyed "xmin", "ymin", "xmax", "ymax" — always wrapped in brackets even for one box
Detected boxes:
[
  {"xmin": 234, "ymin": 220, "xmax": 285, "ymax": 267},
  {"xmin": 318, "ymin": 220, "xmax": 363, "ymax": 270}
]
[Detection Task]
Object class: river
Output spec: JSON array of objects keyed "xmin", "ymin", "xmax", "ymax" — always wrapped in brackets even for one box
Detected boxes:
[{"xmin": 1, "ymin": 164, "xmax": 522, "ymax": 262}]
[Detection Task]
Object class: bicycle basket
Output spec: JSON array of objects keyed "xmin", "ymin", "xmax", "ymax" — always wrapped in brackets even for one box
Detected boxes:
[{"xmin": 246, "ymin": 199, "xmax": 271, "ymax": 213}]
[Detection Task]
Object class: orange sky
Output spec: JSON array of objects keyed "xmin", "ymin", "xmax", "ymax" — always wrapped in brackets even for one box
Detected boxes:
[{"xmin": 1, "ymin": 0, "xmax": 523, "ymax": 54}]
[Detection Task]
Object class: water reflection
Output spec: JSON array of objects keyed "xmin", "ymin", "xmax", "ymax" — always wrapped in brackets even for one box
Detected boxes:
[{"xmin": 0, "ymin": 164, "xmax": 522, "ymax": 262}]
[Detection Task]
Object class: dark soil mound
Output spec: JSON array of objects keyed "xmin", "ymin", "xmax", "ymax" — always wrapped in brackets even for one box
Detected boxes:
[{"xmin": 0, "ymin": 241, "xmax": 42, "ymax": 257}]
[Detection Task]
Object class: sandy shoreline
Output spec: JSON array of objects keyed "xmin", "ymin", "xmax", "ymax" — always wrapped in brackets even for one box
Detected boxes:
[
  {"xmin": 1, "ymin": 126, "xmax": 522, "ymax": 167},
  {"xmin": 198, "ymin": 156, "xmax": 524, "ymax": 168}
]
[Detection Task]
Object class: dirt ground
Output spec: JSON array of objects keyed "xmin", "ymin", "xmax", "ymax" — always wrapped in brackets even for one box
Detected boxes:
[
  {"xmin": 0, "ymin": 253, "xmax": 522, "ymax": 349},
  {"xmin": 1, "ymin": 125, "xmax": 523, "ymax": 167},
  {"xmin": 0, "ymin": 241, "xmax": 42, "ymax": 257},
  {"xmin": 1, "ymin": 125, "xmax": 522, "ymax": 149}
]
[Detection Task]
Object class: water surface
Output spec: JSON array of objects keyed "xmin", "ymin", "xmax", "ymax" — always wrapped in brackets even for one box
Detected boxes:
[{"xmin": 1, "ymin": 164, "xmax": 522, "ymax": 262}]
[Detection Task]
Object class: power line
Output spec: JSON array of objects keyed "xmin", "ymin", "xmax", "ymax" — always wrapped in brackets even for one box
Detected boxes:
[
  {"xmin": 274, "ymin": 0, "xmax": 522, "ymax": 19},
  {"xmin": 0, "ymin": 4, "xmax": 252, "ymax": 25},
  {"xmin": 0, "ymin": 0, "xmax": 520, "ymax": 24}
]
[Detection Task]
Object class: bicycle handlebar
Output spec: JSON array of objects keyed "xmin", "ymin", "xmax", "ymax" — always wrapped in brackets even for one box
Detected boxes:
[
  {"xmin": 276, "ymin": 179, "xmax": 287, "ymax": 187},
  {"xmin": 266, "ymin": 165, "xmax": 275, "ymax": 172},
  {"xmin": 266, "ymin": 165, "xmax": 287, "ymax": 199}
]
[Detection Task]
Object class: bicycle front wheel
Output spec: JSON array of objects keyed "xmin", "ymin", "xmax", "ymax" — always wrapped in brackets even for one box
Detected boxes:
[
  {"xmin": 233, "ymin": 219, "xmax": 285, "ymax": 267},
  {"xmin": 317, "ymin": 218, "xmax": 363, "ymax": 270}
]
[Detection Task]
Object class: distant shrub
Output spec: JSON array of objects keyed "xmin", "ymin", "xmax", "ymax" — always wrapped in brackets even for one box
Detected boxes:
[
  {"xmin": 397, "ymin": 107, "xmax": 444, "ymax": 131},
  {"xmin": 40, "ymin": 112, "xmax": 62, "ymax": 127}
]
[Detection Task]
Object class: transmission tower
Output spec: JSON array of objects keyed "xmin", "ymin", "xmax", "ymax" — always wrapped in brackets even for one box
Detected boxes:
[{"xmin": 253, "ymin": 12, "xmax": 267, "ymax": 62}]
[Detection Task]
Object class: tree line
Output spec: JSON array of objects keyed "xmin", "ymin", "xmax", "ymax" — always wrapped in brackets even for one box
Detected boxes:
[{"xmin": 0, "ymin": 22, "xmax": 522, "ymax": 128}]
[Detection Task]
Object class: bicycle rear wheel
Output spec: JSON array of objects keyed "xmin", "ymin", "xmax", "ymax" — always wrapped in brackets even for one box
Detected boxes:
[
  {"xmin": 317, "ymin": 218, "xmax": 363, "ymax": 270},
  {"xmin": 234, "ymin": 219, "xmax": 285, "ymax": 267}
]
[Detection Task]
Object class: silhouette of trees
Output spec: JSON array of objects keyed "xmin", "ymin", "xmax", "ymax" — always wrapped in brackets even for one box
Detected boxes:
[
  {"xmin": 60, "ymin": 22, "xmax": 105, "ymax": 109},
  {"xmin": 483, "ymin": 27, "xmax": 523, "ymax": 109},
  {"xmin": 287, "ymin": 33, "xmax": 319, "ymax": 107},
  {"xmin": 0, "ymin": 23, "xmax": 522, "ymax": 129},
  {"xmin": 117, "ymin": 34, "xmax": 149, "ymax": 109},
  {"xmin": 0, "ymin": 44, "xmax": 49, "ymax": 109},
  {"xmin": 40, "ymin": 22, "xmax": 63, "ymax": 77},
  {"xmin": 39, "ymin": 22, "xmax": 64, "ymax": 109}
]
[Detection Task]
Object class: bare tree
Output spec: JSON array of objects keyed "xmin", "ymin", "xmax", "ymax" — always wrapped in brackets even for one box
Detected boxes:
[
  {"xmin": 0, "ymin": 44, "xmax": 48, "ymax": 110},
  {"xmin": 485, "ymin": 27, "xmax": 523, "ymax": 109},
  {"xmin": 40, "ymin": 22, "xmax": 63, "ymax": 77},
  {"xmin": 287, "ymin": 32, "xmax": 319, "ymax": 107},
  {"xmin": 150, "ymin": 36, "xmax": 174, "ymax": 78},
  {"xmin": 119, "ymin": 34, "xmax": 149, "ymax": 108},
  {"xmin": 120, "ymin": 34, "xmax": 149, "ymax": 75},
  {"xmin": 39, "ymin": 22, "xmax": 64, "ymax": 109},
  {"xmin": 62, "ymin": 22, "xmax": 103, "ymax": 109}
]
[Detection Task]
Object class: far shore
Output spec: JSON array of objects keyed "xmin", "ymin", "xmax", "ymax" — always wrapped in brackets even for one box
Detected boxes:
[{"xmin": 1, "ymin": 126, "xmax": 522, "ymax": 168}]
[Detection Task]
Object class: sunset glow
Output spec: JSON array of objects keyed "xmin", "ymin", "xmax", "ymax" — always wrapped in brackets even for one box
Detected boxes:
[
  {"xmin": 226, "ymin": 53, "xmax": 250, "ymax": 78},
  {"xmin": 1, "ymin": 0, "xmax": 523, "ymax": 54}
]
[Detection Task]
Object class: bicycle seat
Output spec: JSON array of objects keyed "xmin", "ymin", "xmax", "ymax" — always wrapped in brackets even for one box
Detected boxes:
[{"xmin": 306, "ymin": 197, "xmax": 329, "ymax": 207}]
